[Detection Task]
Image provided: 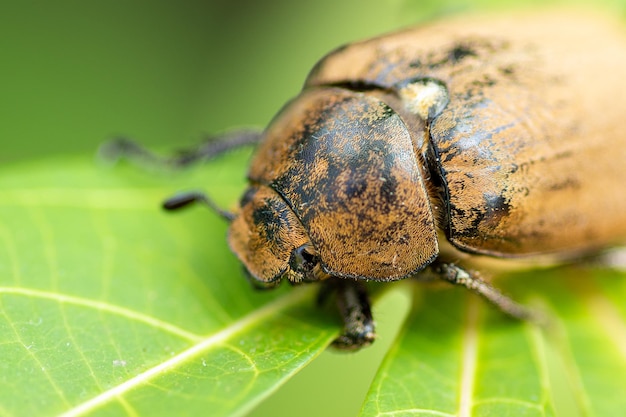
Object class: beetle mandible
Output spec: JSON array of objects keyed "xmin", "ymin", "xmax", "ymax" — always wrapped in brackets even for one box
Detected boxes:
[{"xmin": 107, "ymin": 11, "xmax": 626, "ymax": 349}]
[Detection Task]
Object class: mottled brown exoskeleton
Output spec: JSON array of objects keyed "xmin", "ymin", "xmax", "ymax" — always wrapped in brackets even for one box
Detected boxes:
[{"xmin": 106, "ymin": 11, "xmax": 626, "ymax": 349}]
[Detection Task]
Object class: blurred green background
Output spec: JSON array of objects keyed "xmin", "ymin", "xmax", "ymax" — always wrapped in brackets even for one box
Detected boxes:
[
  {"xmin": 2, "ymin": 1, "xmax": 624, "ymax": 416},
  {"xmin": 0, "ymin": 0, "xmax": 438, "ymax": 163},
  {"xmin": 7, "ymin": 0, "xmax": 618, "ymax": 162}
]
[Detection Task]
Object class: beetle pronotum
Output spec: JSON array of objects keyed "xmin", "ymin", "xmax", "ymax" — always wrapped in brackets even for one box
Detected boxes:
[{"xmin": 105, "ymin": 10, "xmax": 626, "ymax": 349}]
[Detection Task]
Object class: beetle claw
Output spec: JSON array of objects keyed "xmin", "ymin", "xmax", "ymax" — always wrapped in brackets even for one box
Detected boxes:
[{"xmin": 331, "ymin": 325, "xmax": 376, "ymax": 351}]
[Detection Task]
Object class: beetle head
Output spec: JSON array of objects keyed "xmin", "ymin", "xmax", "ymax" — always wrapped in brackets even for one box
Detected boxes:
[{"xmin": 228, "ymin": 184, "xmax": 325, "ymax": 287}]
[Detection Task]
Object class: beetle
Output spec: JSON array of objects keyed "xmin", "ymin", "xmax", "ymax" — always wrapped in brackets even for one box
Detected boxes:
[{"xmin": 105, "ymin": 10, "xmax": 626, "ymax": 350}]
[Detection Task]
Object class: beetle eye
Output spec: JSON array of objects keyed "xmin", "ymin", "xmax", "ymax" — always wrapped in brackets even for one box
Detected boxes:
[{"xmin": 289, "ymin": 245, "xmax": 318, "ymax": 274}]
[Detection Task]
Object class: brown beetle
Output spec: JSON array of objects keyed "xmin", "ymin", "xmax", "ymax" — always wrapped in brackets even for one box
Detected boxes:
[{"xmin": 107, "ymin": 10, "xmax": 626, "ymax": 349}]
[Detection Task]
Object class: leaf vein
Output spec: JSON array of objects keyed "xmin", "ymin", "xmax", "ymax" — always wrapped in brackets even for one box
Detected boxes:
[
  {"xmin": 458, "ymin": 297, "xmax": 479, "ymax": 417},
  {"xmin": 0, "ymin": 287, "xmax": 202, "ymax": 342},
  {"xmin": 473, "ymin": 397, "xmax": 544, "ymax": 409},
  {"xmin": 586, "ymin": 284, "xmax": 626, "ymax": 361},
  {"xmin": 57, "ymin": 286, "xmax": 314, "ymax": 417},
  {"xmin": 378, "ymin": 408, "xmax": 456, "ymax": 417},
  {"xmin": 0, "ymin": 296, "xmax": 72, "ymax": 408}
]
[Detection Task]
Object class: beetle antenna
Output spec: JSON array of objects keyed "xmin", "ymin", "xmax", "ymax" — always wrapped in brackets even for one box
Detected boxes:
[{"xmin": 162, "ymin": 191, "xmax": 235, "ymax": 222}]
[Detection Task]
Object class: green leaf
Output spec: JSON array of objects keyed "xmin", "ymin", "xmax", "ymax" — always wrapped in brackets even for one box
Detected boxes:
[
  {"xmin": 360, "ymin": 268, "xmax": 626, "ymax": 417},
  {"xmin": 0, "ymin": 155, "xmax": 339, "ymax": 417},
  {"xmin": 3, "ymin": 3, "xmax": 626, "ymax": 415},
  {"xmin": 2, "ymin": 154, "xmax": 626, "ymax": 417}
]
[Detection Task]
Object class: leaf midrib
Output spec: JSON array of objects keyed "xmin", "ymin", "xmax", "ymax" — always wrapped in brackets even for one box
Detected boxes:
[{"xmin": 56, "ymin": 285, "xmax": 315, "ymax": 417}]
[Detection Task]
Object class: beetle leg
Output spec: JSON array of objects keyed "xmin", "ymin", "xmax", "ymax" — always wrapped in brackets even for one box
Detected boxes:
[
  {"xmin": 318, "ymin": 278, "xmax": 376, "ymax": 350},
  {"xmin": 161, "ymin": 190, "xmax": 235, "ymax": 222},
  {"xmin": 432, "ymin": 262, "xmax": 543, "ymax": 323},
  {"xmin": 99, "ymin": 129, "xmax": 262, "ymax": 169}
]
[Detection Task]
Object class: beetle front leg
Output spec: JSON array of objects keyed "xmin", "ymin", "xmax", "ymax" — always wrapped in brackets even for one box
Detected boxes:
[
  {"xmin": 432, "ymin": 262, "xmax": 543, "ymax": 323},
  {"xmin": 99, "ymin": 129, "xmax": 262, "ymax": 169},
  {"xmin": 318, "ymin": 278, "xmax": 376, "ymax": 350},
  {"xmin": 162, "ymin": 190, "xmax": 235, "ymax": 222}
]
